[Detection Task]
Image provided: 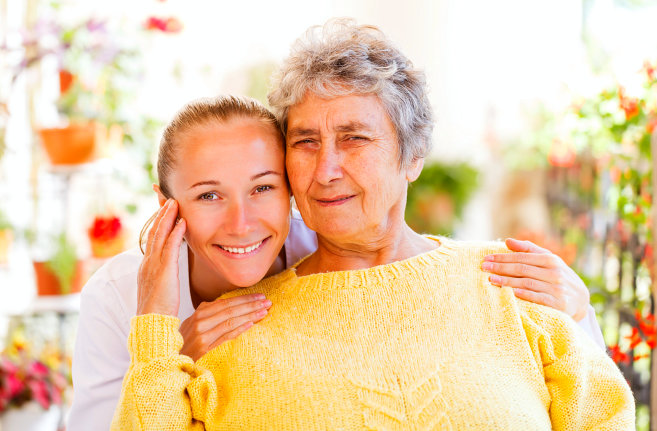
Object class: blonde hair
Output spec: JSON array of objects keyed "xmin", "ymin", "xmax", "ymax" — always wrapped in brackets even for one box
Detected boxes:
[
  {"xmin": 268, "ymin": 18, "xmax": 433, "ymax": 169},
  {"xmin": 139, "ymin": 95, "xmax": 282, "ymax": 253}
]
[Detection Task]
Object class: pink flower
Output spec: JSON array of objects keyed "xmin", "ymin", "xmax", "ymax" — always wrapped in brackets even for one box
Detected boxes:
[
  {"xmin": 6, "ymin": 374, "xmax": 25, "ymax": 398},
  {"xmin": 28, "ymin": 361, "xmax": 50, "ymax": 379},
  {"xmin": 28, "ymin": 380, "xmax": 50, "ymax": 410}
]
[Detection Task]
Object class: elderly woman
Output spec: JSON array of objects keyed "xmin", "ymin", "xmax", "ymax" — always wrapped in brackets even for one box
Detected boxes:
[{"xmin": 112, "ymin": 20, "xmax": 634, "ymax": 430}]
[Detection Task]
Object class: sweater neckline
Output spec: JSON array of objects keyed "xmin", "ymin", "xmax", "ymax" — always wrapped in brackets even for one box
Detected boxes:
[{"xmin": 278, "ymin": 236, "xmax": 458, "ymax": 291}]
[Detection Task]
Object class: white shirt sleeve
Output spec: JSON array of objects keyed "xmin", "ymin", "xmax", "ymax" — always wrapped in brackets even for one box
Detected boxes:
[
  {"xmin": 575, "ymin": 304, "xmax": 606, "ymax": 350},
  {"xmin": 67, "ymin": 273, "xmax": 131, "ymax": 431}
]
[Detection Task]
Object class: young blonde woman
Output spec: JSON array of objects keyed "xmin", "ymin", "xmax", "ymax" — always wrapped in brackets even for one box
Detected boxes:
[{"xmin": 70, "ymin": 95, "xmax": 603, "ymax": 431}]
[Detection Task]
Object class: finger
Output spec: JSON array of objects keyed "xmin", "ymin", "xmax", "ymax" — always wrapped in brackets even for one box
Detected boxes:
[
  {"xmin": 209, "ymin": 321, "xmax": 254, "ymax": 350},
  {"xmin": 484, "ymin": 252, "xmax": 561, "ymax": 269},
  {"xmin": 482, "ymin": 261, "xmax": 560, "ymax": 284},
  {"xmin": 162, "ymin": 218, "xmax": 186, "ymax": 266},
  {"xmin": 208, "ymin": 308, "xmax": 268, "ymax": 341},
  {"xmin": 198, "ymin": 293, "xmax": 268, "ymax": 316},
  {"xmin": 145, "ymin": 201, "xmax": 171, "ymax": 256},
  {"xmin": 505, "ymin": 238, "xmax": 551, "ymax": 254},
  {"xmin": 488, "ymin": 274, "xmax": 554, "ymax": 294},
  {"xmin": 511, "ymin": 288, "xmax": 560, "ymax": 311},
  {"xmin": 152, "ymin": 200, "xmax": 179, "ymax": 258},
  {"xmin": 196, "ymin": 299, "xmax": 271, "ymax": 332}
]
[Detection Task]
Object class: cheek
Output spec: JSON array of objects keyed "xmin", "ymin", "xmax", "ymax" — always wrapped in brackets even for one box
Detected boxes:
[
  {"xmin": 181, "ymin": 208, "xmax": 219, "ymax": 244},
  {"xmin": 286, "ymin": 154, "xmax": 310, "ymax": 193}
]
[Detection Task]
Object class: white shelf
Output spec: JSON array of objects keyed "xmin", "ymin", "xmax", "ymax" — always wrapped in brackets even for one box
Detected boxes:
[{"xmin": 26, "ymin": 293, "xmax": 81, "ymax": 314}]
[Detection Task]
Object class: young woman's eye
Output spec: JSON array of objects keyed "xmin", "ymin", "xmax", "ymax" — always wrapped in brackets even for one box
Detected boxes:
[
  {"xmin": 254, "ymin": 185, "xmax": 273, "ymax": 194},
  {"xmin": 199, "ymin": 192, "xmax": 218, "ymax": 201}
]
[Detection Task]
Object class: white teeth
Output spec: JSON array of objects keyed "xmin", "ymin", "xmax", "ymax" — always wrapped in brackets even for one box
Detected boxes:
[{"xmin": 219, "ymin": 240, "xmax": 263, "ymax": 254}]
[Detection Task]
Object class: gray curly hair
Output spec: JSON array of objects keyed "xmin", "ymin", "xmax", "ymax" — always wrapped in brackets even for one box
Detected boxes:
[{"xmin": 268, "ymin": 18, "xmax": 434, "ymax": 168}]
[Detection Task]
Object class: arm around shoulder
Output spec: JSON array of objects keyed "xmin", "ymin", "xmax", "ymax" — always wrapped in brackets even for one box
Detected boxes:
[{"xmin": 519, "ymin": 301, "xmax": 635, "ymax": 431}]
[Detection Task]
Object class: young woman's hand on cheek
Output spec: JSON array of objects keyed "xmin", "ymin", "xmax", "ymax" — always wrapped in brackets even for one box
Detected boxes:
[
  {"xmin": 179, "ymin": 295, "xmax": 272, "ymax": 361},
  {"xmin": 482, "ymin": 238, "xmax": 590, "ymax": 322},
  {"xmin": 137, "ymin": 199, "xmax": 186, "ymax": 316}
]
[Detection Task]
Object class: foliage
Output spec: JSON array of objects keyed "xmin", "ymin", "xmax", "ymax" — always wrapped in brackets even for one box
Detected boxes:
[
  {"xmin": 0, "ymin": 208, "xmax": 11, "ymax": 231},
  {"xmin": 405, "ymin": 161, "xmax": 479, "ymax": 235},
  {"xmin": 45, "ymin": 233, "xmax": 77, "ymax": 295},
  {"xmin": 516, "ymin": 59, "xmax": 657, "ymax": 419}
]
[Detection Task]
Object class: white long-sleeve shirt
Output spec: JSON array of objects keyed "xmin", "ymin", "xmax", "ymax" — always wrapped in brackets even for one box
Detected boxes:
[{"xmin": 68, "ymin": 217, "xmax": 604, "ymax": 431}]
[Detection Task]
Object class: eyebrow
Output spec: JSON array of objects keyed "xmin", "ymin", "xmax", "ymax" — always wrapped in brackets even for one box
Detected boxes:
[
  {"xmin": 286, "ymin": 121, "xmax": 373, "ymax": 138},
  {"xmin": 188, "ymin": 180, "xmax": 220, "ymax": 190},
  {"xmin": 250, "ymin": 170, "xmax": 283, "ymax": 181},
  {"xmin": 187, "ymin": 171, "xmax": 282, "ymax": 190}
]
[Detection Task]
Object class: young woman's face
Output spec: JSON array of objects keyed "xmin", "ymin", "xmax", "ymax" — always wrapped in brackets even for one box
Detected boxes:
[{"xmin": 166, "ymin": 117, "xmax": 290, "ymax": 287}]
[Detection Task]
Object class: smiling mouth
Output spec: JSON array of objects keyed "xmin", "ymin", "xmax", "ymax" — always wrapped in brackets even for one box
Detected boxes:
[
  {"xmin": 215, "ymin": 238, "xmax": 268, "ymax": 255},
  {"xmin": 315, "ymin": 195, "xmax": 355, "ymax": 205}
]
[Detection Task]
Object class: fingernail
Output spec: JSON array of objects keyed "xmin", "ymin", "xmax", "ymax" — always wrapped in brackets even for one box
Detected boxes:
[
  {"xmin": 176, "ymin": 217, "xmax": 183, "ymax": 225},
  {"xmin": 258, "ymin": 308, "xmax": 268, "ymax": 317},
  {"xmin": 489, "ymin": 275, "xmax": 502, "ymax": 284},
  {"xmin": 262, "ymin": 300, "xmax": 272, "ymax": 307},
  {"xmin": 255, "ymin": 294, "xmax": 266, "ymax": 300},
  {"xmin": 484, "ymin": 255, "xmax": 494, "ymax": 261},
  {"xmin": 482, "ymin": 262, "xmax": 493, "ymax": 271}
]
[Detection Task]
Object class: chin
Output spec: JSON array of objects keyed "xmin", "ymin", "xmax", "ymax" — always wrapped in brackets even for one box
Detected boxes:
[{"xmin": 227, "ymin": 270, "xmax": 269, "ymax": 288}]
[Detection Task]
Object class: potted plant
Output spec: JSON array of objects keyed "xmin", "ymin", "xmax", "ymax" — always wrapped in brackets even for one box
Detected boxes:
[
  {"xmin": 0, "ymin": 208, "xmax": 12, "ymax": 266},
  {"xmin": 32, "ymin": 233, "xmax": 85, "ymax": 296},
  {"xmin": 88, "ymin": 214, "xmax": 126, "ymax": 258},
  {"xmin": 37, "ymin": 18, "xmax": 136, "ymax": 165},
  {"xmin": 1, "ymin": 16, "xmax": 137, "ymax": 166},
  {"xmin": 0, "ymin": 336, "xmax": 67, "ymax": 430}
]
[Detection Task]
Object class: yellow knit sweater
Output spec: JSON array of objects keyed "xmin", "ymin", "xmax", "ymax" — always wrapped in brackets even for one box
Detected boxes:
[{"xmin": 111, "ymin": 237, "xmax": 634, "ymax": 430}]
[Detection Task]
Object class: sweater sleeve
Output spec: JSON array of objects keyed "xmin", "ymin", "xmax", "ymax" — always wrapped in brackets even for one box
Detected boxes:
[
  {"xmin": 110, "ymin": 314, "xmax": 221, "ymax": 431},
  {"xmin": 519, "ymin": 300, "xmax": 635, "ymax": 430}
]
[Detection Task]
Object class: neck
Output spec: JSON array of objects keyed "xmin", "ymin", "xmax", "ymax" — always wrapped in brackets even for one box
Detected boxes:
[
  {"xmin": 187, "ymin": 246, "xmax": 238, "ymax": 308},
  {"xmin": 295, "ymin": 222, "xmax": 437, "ymax": 276}
]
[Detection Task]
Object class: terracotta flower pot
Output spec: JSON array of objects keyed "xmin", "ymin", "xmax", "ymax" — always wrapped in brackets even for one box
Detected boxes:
[
  {"xmin": 89, "ymin": 235, "xmax": 125, "ymax": 259},
  {"xmin": 32, "ymin": 260, "xmax": 85, "ymax": 296},
  {"xmin": 38, "ymin": 123, "xmax": 96, "ymax": 165}
]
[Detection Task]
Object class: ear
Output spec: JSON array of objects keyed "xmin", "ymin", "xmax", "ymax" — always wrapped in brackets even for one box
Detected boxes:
[
  {"xmin": 405, "ymin": 157, "xmax": 424, "ymax": 183},
  {"xmin": 153, "ymin": 184, "xmax": 167, "ymax": 207}
]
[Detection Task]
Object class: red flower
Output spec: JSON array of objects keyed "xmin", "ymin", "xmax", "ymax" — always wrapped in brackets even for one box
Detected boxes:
[
  {"xmin": 647, "ymin": 116, "xmax": 657, "ymax": 135},
  {"xmin": 547, "ymin": 138, "xmax": 576, "ymax": 168},
  {"xmin": 643, "ymin": 60, "xmax": 656, "ymax": 80},
  {"xmin": 88, "ymin": 215, "xmax": 122, "ymax": 241},
  {"xmin": 618, "ymin": 87, "xmax": 640, "ymax": 121},
  {"xmin": 144, "ymin": 16, "xmax": 183, "ymax": 33},
  {"xmin": 626, "ymin": 327, "xmax": 642, "ymax": 350},
  {"xmin": 609, "ymin": 344, "xmax": 630, "ymax": 364}
]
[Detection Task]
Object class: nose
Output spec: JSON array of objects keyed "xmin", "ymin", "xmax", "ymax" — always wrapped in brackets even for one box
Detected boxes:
[
  {"xmin": 313, "ymin": 144, "xmax": 343, "ymax": 185},
  {"xmin": 224, "ymin": 198, "xmax": 254, "ymax": 236}
]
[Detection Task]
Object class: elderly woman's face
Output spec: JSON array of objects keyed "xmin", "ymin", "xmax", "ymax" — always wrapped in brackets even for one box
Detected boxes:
[{"xmin": 285, "ymin": 92, "xmax": 422, "ymax": 244}]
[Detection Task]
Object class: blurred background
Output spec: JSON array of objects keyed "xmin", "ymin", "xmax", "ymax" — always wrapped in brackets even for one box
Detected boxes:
[{"xmin": 0, "ymin": 0, "xmax": 656, "ymax": 429}]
